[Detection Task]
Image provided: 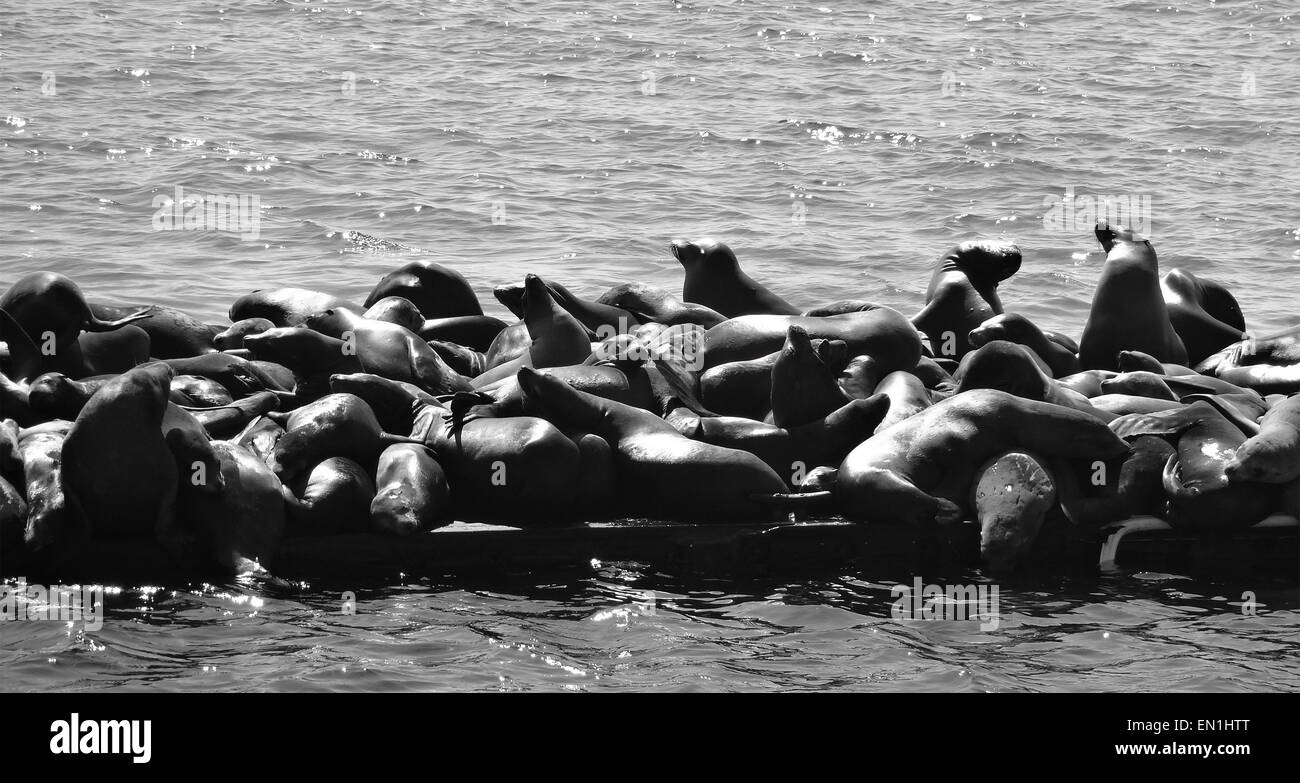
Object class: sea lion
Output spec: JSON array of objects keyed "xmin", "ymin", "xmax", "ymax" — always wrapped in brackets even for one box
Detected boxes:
[
  {"xmin": 1053, "ymin": 435, "xmax": 1175, "ymax": 528},
  {"xmin": 90, "ymin": 303, "xmax": 218, "ymax": 358},
  {"xmin": 835, "ymin": 389, "xmax": 1129, "ymax": 526},
  {"xmin": 242, "ymin": 327, "xmax": 360, "ymax": 402},
  {"xmin": 837, "ymin": 354, "xmax": 883, "ymax": 401},
  {"xmin": 954, "ymin": 341, "xmax": 1112, "ymax": 422},
  {"xmin": 481, "ymin": 321, "xmax": 531, "ymax": 369},
  {"xmin": 362, "ymin": 296, "xmax": 426, "ymax": 332},
  {"xmin": 673, "ymin": 238, "xmax": 801, "ymax": 317},
  {"xmin": 61, "ymin": 362, "xmax": 177, "ymax": 539},
  {"xmin": 174, "ymin": 441, "xmax": 285, "ymax": 575},
  {"xmin": 284, "ymin": 456, "xmax": 375, "ymax": 535},
  {"xmin": 417, "ymin": 405, "xmax": 583, "ymax": 524},
  {"xmin": 363, "ymin": 260, "xmax": 482, "ymax": 318},
  {"xmin": 0, "ymin": 272, "xmax": 150, "ymax": 357},
  {"xmin": 1216, "ymin": 324, "xmax": 1300, "ymax": 368},
  {"xmin": 370, "ymin": 443, "xmax": 450, "ymax": 536},
  {"xmin": 596, "ymin": 282, "xmax": 727, "ymax": 328},
  {"xmin": 164, "ymin": 352, "xmax": 289, "ymax": 398},
  {"xmin": 1161, "ymin": 409, "xmax": 1278, "ymax": 530},
  {"xmin": 971, "ymin": 450, "xmax": 1058, "ymax": 572},
  {"xmin": 266, "ymin": 392, "xmax": 412, "ymax": 482},
  {"xmin": 702, "ymin": 307, "xmax": 921, "ymax": 371},
  {"xmin": 1111, "ymin": 402, "xmax": 1277, "ymax": 529},
  {"xmin": 769, "ymin": 325, "xmax": 852, "ymax": 428},
  {"xmin": 213, "ymin": 318, "xmax": 275, "ymax": 350},
  {"xmin": 328, "ymin": 372, "xmax": 438, "ymax": 436},
  {"xmin": 871, "ymin": 370, "xmax": 932, "ymax": 433},
  {"xmin": 518, "ymin": 366, "xmax": 788, "ymax": 520},
  {"xmin": 26, "ymin": 373, "xmax": 110, "ymax": 421},
  {"xmin": 415, "ymin": 315, "xmax": 509, "ymax": 352},
  {"xmin": 912, "ymin": 240, "xmax": 1022, "ymax": 361},
  {"xmin": 968, "ymin": 312, "xmax": 1080, "ymax": 377},
  {"xmin": 495, "ymin": 277, "xmax": 639, "ymax": 334},
  {"xmin": 667, "ymin": 394, "xmax": 890, "ymax": 486},
  {"xmin": 1161, "ymin": 268, "xmax": 1245, "ymax": 364},
  {"xmin": 1078, "ymin": 223, "xmax": 1188, "ymax": 370},
  {"xmin": 428, "ymin": 339, "xmax": 487, "ymax": 377},
  {"xmin": 303, "ymin": 307, "xmax": 472, "ymax": 396},
  {"xmin": 171, "ymin": 375, "xmax": 235, "ymax": 407},
  {"xmin": 17, "ymin": 422, "xmax": 76, "ymax": 552},
  {"xmin": 1224, "ymin": 394, "xmax": 1300, "ymax": 484},
  {"xmin": 700, "ymin": 351, "xmax": 779, "ymax": 420},
  {"xmin": 1098, "ymin": 371, "xmax": 1178, "ymax": 401},
  {"xmin": 1056, "ymin": 370, "xmax": 1117, "ymax": 398},
  {"xmin": 229, "ymin": 287, "xmax": 355, "ymax": 327},
  {"xmin": 471, "ymin": 275, "xmax": 593, "ymax": 388},
  {"xmin": 1115, "ymin": 350, "xmax": 1197, "ymax": 376}
]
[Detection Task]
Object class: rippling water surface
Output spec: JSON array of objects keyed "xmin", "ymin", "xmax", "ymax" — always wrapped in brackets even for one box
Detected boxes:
[{"xmin": 2, "ymin": 0, "xmax": 1298, "ymax": 691}]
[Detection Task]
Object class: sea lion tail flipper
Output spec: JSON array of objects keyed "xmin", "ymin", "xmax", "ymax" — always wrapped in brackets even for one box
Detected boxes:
[{"xmin": 86, "ymin": 306, "xmax": 154, "ymax": 332}]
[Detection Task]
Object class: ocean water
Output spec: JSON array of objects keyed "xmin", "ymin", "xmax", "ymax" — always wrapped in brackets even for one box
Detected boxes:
[{"xmin": 1, "ymin": 0, "xmax": 1298, "ymax": 691}]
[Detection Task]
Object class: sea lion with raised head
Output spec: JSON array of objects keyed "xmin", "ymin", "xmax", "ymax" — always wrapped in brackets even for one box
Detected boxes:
[
  {"xmin": 61, "ymin": 362, "xmax": 178, "ymax": 539},
  {"xmin": 673, "ymin": 238, "xmax": 801, "ymax": 318},
  {"xmin": 0, "ymin": 272, "xmax": 150, "ymax": 357},
  {"xmin": 1078, "ymin": 223, "xmax": 1188, "ymax": 370},
  {"xmin": 912, "ymin": 240, "xmax": 1022, "ymax": 361},
  {"xmin": 1160, "ymin": 268, "xmax": 1246, "ymax": 365},
  {"xmin": 471, "ymin": 275, "xmax": 593, "ymax": 388}
]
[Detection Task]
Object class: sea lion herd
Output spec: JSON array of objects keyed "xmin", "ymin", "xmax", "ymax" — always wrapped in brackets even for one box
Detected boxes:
[{"xmin": 1, "ymin": 220, "xmax": 1298, "ymax": 577}]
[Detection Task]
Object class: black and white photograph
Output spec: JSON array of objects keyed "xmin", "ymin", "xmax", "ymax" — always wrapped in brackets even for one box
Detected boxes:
[{"xmin": 0, "ymin": 0, "xmax": 1296, "ymax": 740}]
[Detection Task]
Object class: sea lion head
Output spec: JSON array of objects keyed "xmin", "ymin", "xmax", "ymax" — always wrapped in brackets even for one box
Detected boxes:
[
  {"xmin": 948, "ymin": 239, "xmax": 1022, "ymax": 284},
  {"xmin": 362, "ymin": 296, "xmax": 424, "ymax": 333},
  {"xmin": 27, "ymin": 373, "xmax": 90, "ymax": 420},
  {"xmin": 303, "ymin": 307, "xmax": 360, "ymax": 339},
  {"xmin": 968, "ymin": 313, "xmax": 1034, "ymax": 349},
  {"xmin": 955, "ymin": 341, "xmax": 1046, "ymax": 400},
  {"xmin": 213, "ymin": 318, "xmax": 274, "ymax": 350},
  {"xmin": 671, "ymin": 238, "xmax": 734, "ymax": 269}
]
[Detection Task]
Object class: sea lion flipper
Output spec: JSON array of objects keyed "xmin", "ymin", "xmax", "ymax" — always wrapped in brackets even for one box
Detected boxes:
[{"xmin": 86, "ymin": 306, "xmax": 153, "ymax": 332}]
